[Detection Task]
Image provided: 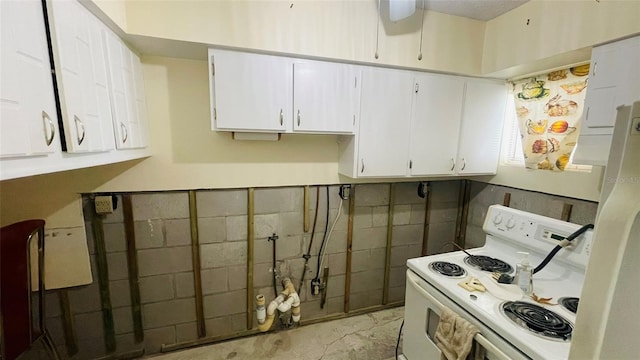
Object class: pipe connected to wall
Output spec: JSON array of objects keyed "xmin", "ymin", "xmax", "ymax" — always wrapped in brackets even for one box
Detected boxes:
[{"xmin": 256, "ymin": 278, "xmax": 301, "ymax": 332}]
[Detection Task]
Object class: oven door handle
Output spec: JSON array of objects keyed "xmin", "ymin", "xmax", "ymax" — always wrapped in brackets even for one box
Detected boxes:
[{"xmin": 407, "ymin": 271, "xmax": 512, "ymax": 360}]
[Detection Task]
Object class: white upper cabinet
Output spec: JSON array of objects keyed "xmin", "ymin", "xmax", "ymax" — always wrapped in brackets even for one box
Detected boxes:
[
  {"xmin": 574, "ymin": 35, "xmax": 640, "ymax": 165},
  {"xmin": 339, "ymin": 68, "xmax": 507, "ymax": 179},
  {"xmin": 48, "ymin": 0, "xmax": 115, "ymax": 153},
  {"xmin": 209, "ymin": 49, "xmax": 291, "ymax": 133},
  {"xmin": 208, "ymin": 48, "xmax": 360, "ymax": 134},
  {"xmin": 457, "ymin": 79, "xmax": 507, "ymax": 175},
  {"xmin": 409, "ymin": 74, "xmax": 465, "ymax": 176},
  {"xmin": 339, "ymin": 67, "xmax": 414, "ymax": 177},
  {"xmin": 0, "ymin": 0, "xmax": 59, "ymax": 158},
  {"xmin": 292, "ymin": 60, "xmax": 360, "ymax": 134},
  {"xmin": 104, "ymin": 31, "xmax": 148, "ymax": 149}
]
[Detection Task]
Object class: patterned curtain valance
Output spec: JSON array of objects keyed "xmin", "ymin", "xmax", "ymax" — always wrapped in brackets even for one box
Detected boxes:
[{"xmin": 512, "ymin": 65, "xmax": 589, "ymax": 171}]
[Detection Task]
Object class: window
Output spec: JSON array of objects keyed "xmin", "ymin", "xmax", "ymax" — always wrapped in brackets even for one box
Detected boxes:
[{"xmin": 501, "ymin": 89, "xmax": 592, "ymax": 172}]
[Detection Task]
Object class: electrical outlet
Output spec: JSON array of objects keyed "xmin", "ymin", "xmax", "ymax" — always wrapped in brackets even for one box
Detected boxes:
[
  {"xmin": 311, "ymin": 278, "xmax": 321, "ymax": 296},
  {"xmin": 339, "ymin": 184, "xmax": 351, "ymax": 200},
  {"xmin": 95, "ymin": 196, "xmax": 114, "ymax": 214}
]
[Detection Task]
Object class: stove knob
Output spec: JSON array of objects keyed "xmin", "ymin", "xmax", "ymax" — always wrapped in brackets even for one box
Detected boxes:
[
  {"xmin": 492, "ymin": 214, "xmax": 503, "ymax": 225},
  {"xmin": 506, "ymin": 218, "xmax": 516, "ymax": 229}
]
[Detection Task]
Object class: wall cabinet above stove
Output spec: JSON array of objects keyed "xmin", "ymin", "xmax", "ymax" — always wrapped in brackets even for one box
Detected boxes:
[
  {"xmin": 208, "ymin": 49, "xmax": 360, "ymax": 135},
  {"xmin": 338, "ymin": 68, "xmax": 507, "ymax": 178},
  {"xmin": 573, "ymin": 35, "xmax": 640, "ymax": 166}
]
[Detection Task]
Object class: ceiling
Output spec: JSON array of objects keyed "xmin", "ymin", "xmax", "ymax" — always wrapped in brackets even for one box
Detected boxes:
[{"xmin": 420, "ymin": 0, "xmax": 530, "ymax": 21}]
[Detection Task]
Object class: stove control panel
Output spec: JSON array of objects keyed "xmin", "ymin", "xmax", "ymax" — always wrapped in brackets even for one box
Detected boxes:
[{"xmin": 483, "ymin": 205, "xmax": 593, "ymax": 269}]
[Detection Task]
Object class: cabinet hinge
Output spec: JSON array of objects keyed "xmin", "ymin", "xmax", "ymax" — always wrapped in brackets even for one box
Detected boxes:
[{"xmin": 415, "ymin": 83, "xmax": 419, "ymax": 93}]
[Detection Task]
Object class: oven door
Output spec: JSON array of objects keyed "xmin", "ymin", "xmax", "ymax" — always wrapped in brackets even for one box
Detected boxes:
[{"xmin": 403, "ymin": 270, "xmax": 516, "ymax": 360}]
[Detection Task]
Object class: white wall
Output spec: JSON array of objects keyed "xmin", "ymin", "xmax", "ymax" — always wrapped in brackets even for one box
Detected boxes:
[
  {"xmin": 482, "ymin": 0, "xmax": 640, "ymax": 78},
  {"xmin": 123, "ymin": 0, "xmax": 486, "ymax": 75}
]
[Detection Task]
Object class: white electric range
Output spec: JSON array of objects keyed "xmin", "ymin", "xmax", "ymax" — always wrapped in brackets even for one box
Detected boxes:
[{"xmin": 401, "ymin": 205, "xmax": 594, "ymax": 360}]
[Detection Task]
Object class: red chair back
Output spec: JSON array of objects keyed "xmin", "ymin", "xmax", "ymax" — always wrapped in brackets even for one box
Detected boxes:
[{"xmin": 1, "ymin": 219, "xmax": 46, "ymax": 360}]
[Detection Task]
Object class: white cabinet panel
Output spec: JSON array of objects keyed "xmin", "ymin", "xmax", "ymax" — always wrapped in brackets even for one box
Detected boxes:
[
  {"xmin": 49, "ymin": 0, "xmax": 115, "ymax": 153},
  {"xmin": 104, "ymin": 31, "xmax": 147, "ymax": 149},
  {"xmin": 292, "ymin": 61, "xmax": 359, "ymax": 134},
  {"xmin": 409, "ymin": 74, "xmax": 465, "ymax": 176},
  {"xmin": 357, "ymin": 68, "xmax": 414, "ymax": 177},
  {"xmin": 210, "ymin": 49, "xmax": 291, "ymax": 133},
  {"xmin": 575, "ymin": 35, "xmax": 640, "ymax": 165},
  {"xmin": 0, "ymin": 0, "xmax": 59, "ymax": 158},
  {"xmin": 457, "ymin": 80, "xmax": 507, "ymax": 175}
]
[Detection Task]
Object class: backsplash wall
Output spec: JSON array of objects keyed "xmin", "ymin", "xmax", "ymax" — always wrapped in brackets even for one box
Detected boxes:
[{"xmin": 34, "ymin": 180, "xmax": 598, "ymax": 359}]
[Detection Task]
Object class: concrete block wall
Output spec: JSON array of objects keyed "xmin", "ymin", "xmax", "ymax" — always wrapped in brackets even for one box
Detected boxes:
[
  {"xmin": 466, "ymin": 182, "xmax": 598, "ymax": 249},
  {"xmin": 425, "ymin": 181, "xmax": 462, "ymax": 255},
  {"xmin": 196, "ymin": 189, "xmax": 248, "ymax": 338},
  {"xmin": 252, "ymin": 185, "xmax": 347, "ymax": 323},
  {"xmin": 37, "ymin": 181, "xmax": 453, "ymax": 359},
  {"xmin": 388, "ymin": 182, "xmax": 428, "ymax": 303}
]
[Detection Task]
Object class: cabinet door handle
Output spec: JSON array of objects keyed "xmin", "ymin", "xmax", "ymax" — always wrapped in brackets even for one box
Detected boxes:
[
  {"xmin": 460, "ymin": 158, "xmax": 466, "ymax": 171},
  {"xmin": 450, "ymin": 158, "xmax": 455, "ymax": 171},
  {"xmin": 297, "ymin": 110, "xmax": 301, "ymax": 126},
  {"xmin": 353, "ymin": 115, "xmax": 356, "ymax": 126},
  {"xmin": 585, "ymin": 107, "xmax": 590, "ymax": 122},
  {"xmin": 361, "ymin": 159, "xmax": 365, "ymax": 173},
  {"xmin": 74, "ymin": 115, "xmax": 85, "ymax": 145},
  {"xmin": 409, "ymin": 160, "xmax": 413, "ymax": 169},
  {"xmin": 120, "ymin": 122, "xmax": 128, "ymax": 143},
  {"xmin": 593, "ymin": 61, "xmax": 597, "ymax": 77},
  {"xmin": 214, "ymin": 108, "xmax": 217, "ymax": 121},
  {"xmin": 280, "ymin": 109, "xmax": 283, "ymax": 126},
  {"xmin": 42, "ymin": 111, "xmax": 55, "ymax": 146}
]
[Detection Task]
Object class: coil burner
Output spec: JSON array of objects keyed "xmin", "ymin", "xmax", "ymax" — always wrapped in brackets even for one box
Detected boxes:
[
  {"xmin": 464, "ymin": 255, "xmax": 513, "ymax": 274},
  {"xmin": 429, "ymin": 261, "xmax": 466, "ymax": 278},
  {"xmin": 558, "ymin": 297, "xmax": 579, "ymax": 314},
  {"xmin": 501, "ymin": 301, "xmax": 573, "ymax": 341}
]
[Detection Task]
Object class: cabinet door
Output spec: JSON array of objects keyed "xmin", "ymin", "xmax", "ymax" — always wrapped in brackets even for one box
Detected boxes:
[
  {"xmin": 210, "ymin": 49, "xmax": 291, "ymax": 133},
  {"xmin": 457, "ymin": 80, "xmax": 507, "ymax": 175},
  {"xmin": 292, "ymin": 61, "xmax": 360, "ymax": 134},
  {"xmin": 582, "ymin": 45, "xmax": 619, "ymax": 132},
  {"xmin": 132, "ymin": 53, "xmax": 149, "ymax": 147},
  {"xmin": 104, "ymin": 31, "xmax": 146, "ymax": 149},
  {"xmin": 0, "ymin": 0, "xmax": 58, "ymax": 157},
  {"xmin": 49, "ymin": 0, "xmax": 115, "ymax": 153},
  {"xmin": 357, "ymin": 68, "xmax": 413, "ymax": 177},
  {"xmin": 583, "ymin": 36, "xmax": 640, "ymax": 132},
  {"xmin": 409, "ymin": 74, "xmax": 465, "ymax": 176}
]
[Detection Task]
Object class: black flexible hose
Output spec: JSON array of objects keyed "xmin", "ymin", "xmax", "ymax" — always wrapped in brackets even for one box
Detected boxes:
[
  {"xmin": 298, "ymin": 187, "xmax": 320, "ymax": 293},
  {"xmin": 533, "ymin": 223, "xmax": 594, "ymax": 274},
  {"xmin": 395, "ymin": 320, "xmax": 404, "ymax": 359}
]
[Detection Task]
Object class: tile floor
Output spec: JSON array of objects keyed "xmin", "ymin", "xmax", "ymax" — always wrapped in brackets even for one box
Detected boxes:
[{"xmin": 147, "ymin": 307, "xmax": 404, "ymax": 360}]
